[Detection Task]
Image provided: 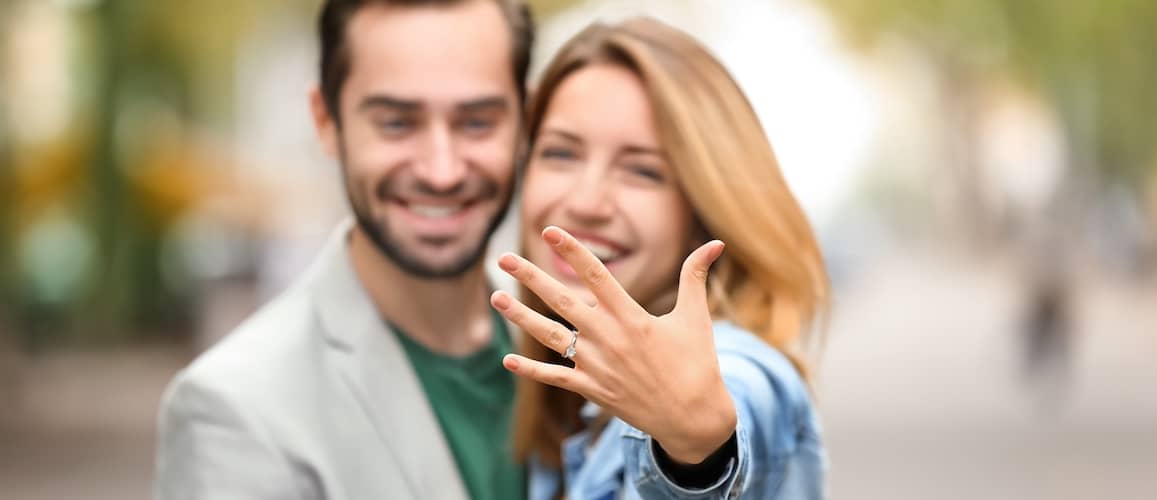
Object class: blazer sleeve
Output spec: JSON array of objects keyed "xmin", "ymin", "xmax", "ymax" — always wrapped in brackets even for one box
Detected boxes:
[{"xmin": 154, "ymin": 373, "xmax": 310, "ymax": 500}]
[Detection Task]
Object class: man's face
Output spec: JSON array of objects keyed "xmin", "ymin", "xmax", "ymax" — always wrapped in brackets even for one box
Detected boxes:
[{"xmin": 314, "ymin": 0, "xmax": 519, "ymax": 278}]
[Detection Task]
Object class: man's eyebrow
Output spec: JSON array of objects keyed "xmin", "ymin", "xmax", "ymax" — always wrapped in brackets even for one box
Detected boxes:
[
  {"xmin": 457, "ymin": 96, "xmax": 509, "ymax": 113},
  {"xmin": 358, "ymin": 94, "xmax": 422, "ymax": 112}
]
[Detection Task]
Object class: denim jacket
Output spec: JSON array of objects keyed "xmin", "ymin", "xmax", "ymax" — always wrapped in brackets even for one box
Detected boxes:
[{"xmin": 527, "ymin": 321, "xmax": 826, "ymax": 500}]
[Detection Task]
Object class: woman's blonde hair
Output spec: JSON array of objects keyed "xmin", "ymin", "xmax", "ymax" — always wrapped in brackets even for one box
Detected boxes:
[{"xmin": 511, "ymin": 17, "xmax": 830, "ymax": 469}]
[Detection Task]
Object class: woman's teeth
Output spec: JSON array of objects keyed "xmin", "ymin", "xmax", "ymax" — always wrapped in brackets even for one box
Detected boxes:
[
  {"xmin": 579, "ymin": 240, "xmax": 625, "ymax": 262},
  {"xmin": 409, "ymin": 204, "xmax": 464, "ymax": 218}
]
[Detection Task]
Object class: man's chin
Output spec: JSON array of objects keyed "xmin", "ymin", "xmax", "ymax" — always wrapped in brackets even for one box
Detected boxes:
[
  {"xmin": 375, "ymin": 236, "xmax": 488, "ymax": 279},
  {"xmin": 355, "ymin": 200, "xmax": 509, "ymax": 279},
  {"xmin": 397, "ymin": 256, "xmax": 484, "ymax": 280}
]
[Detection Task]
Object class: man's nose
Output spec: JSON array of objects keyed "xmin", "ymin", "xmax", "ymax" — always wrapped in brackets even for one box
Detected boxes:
[{"xmin": 413, "ymin": 122, "xmax": 467, "ymax": 193}]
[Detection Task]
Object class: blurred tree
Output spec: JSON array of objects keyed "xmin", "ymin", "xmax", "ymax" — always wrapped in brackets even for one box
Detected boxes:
[
  {"xmin": 813, "ymin": 0, "xmax": 1157, "ymax": 400},
  {"xmin": 809, "ymin": 0, "xmax": 1012, "ymax": 245},
  {"xmin": 0, "ymin": 0, "xmax": 31, "ymax": 345},
  {"xmin": 1004, "ymin": 0, "xmax": 1157, "ymax": 191},
  {"xmin": 528, "ymin": 0, "xmax": 585, "ymax": 19},
  {"xmin": 5, "ymin": 0, "xmax": 313, "ymax": 347},
  {"xmin": 0, "ymin": 1, "xmax": 12, "ymax": 333},
  {"xmin": 9, "ymin": 0, "xmax": 611, "ymax": 348},
  {"xmin": 77, "ymin": 0, "xmax": 301, "ymax": 345},
  {"xmin": 812, "ymin": 0, "xmax": 1157, "ymax": 251}
]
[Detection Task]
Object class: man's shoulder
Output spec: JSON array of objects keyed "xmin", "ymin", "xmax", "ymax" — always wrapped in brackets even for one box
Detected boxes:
[{"xmin": 168, "ymin": 283, "xmax": 325, "ymax": 408}]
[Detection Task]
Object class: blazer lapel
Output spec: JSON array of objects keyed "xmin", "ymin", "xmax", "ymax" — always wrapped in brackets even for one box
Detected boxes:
[{"xmin": 308, "ymin": 220, "xmax": 469, "ymax": 500}]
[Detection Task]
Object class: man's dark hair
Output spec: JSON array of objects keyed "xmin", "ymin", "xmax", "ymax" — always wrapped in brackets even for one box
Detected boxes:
[{"xmin": 318, "ymin": 0, "xmax": 534, "ymax": 123}]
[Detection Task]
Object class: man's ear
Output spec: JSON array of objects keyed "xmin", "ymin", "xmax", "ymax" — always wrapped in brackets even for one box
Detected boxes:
[{"xmin": 309, "ymin": 85, "xmax": 340, "ymax": 160}]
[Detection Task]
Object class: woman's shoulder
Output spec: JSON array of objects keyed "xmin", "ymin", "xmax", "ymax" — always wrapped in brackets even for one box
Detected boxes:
[
  {"xmin": 710, "ymin": 321, "xmax": 823, "ymax": 464},
  {"xmin": 710, "ymin": 321, "xmax": 815, "ymax": 419}
]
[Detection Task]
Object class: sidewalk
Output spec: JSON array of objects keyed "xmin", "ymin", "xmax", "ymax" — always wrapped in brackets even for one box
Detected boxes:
[{"xmin": 821, "ymin": 250, "xmax": 1157, "ymax": 499}]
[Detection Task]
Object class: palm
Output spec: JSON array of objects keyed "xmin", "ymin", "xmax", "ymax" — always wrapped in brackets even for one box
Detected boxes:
[{"xmin": 492, "ymin": 226, "xmax": 736, "ymax": 463}]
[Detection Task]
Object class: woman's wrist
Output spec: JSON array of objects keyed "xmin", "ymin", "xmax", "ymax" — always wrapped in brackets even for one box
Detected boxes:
[
  {"xmin": 653, "ymin": 429, "xmax": 738, "ymax": 488},
  {"xmin": 657, "ymin": 387, "xmax": 737, "ymax": 464}
]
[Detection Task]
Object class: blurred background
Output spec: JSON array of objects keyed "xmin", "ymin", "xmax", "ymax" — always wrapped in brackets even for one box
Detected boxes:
[{"xmin": 1, "ymin": 0, "xmax": 1155, "ymax": 498}]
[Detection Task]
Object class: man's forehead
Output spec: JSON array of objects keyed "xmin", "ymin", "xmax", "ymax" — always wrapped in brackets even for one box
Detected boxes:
[{"xmin": 342, "ymin": 2, "xmax": 516, "ymax": 108}]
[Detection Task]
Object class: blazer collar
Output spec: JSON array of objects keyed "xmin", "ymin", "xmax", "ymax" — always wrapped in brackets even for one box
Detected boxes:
[{"xmin": 307, "ymin": 219, "xmax": 469, "ymax": 500}]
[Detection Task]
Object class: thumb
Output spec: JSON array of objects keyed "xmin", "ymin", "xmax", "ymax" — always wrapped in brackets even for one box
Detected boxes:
[{"xmin": 674, "ymin": 240, "xmax": 725, "ymax": 316}]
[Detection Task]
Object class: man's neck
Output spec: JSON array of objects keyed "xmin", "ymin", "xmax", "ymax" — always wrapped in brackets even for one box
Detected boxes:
[{"xmin": 348, "ymin": 227, "xmax": 494, "ymax": 356}]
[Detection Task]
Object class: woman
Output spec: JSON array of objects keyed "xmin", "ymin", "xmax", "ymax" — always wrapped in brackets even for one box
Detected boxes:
[{"xmin": 490, "ymin": 17, "xmax": 830, "ymax": 499}]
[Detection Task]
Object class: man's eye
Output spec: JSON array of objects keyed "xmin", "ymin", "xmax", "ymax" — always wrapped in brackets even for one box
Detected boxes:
[
  {"xmin": 459, "ymin": 117, "xmax": 495, "ymax": 134},
  {"xmin": 375, "ymin": 118, "xmax": 414, "ymax": 134}
]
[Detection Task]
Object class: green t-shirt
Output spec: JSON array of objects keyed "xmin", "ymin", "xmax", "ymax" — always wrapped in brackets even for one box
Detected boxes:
[{"xmin": 391, "ymin": 311, "xmax": 525, "ymax": 500}]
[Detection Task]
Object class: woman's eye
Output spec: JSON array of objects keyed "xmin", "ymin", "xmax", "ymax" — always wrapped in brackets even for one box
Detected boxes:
[
  {"xmin": 539, "ymin": 147, "xmax": 576, "ymax": 160},
  {"xmin": 626, "ymin": 165, "xmax": 665, "ymax": 183}
]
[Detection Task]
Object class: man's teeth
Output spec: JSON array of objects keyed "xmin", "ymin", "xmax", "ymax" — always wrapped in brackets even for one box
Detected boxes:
[
  {"xmin": 409, "ymin": 204, "xmax": 463, "ymax": 218},
  {"xmin": 579, "ymin": 240, "xmax": 624, "ymax": 262}
]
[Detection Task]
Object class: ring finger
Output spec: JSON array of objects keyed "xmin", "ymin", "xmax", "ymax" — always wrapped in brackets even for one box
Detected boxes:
[{"xmin": 491, "ymin": 291, "xmax": 582, "ymax": 358}]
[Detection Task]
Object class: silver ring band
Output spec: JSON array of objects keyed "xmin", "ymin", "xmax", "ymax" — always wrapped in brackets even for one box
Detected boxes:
[{"xmin": 563, "ymin": 330, "xmax": 578, "ymax": 359}]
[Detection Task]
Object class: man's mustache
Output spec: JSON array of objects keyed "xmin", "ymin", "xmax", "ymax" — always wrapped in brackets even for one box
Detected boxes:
[{"xmin": 375, "ymin": 172, "xmax": 499, "ymax": 201}]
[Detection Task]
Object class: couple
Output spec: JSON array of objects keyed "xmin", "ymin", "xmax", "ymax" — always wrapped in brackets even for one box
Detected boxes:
[{"xmin": 155, "ymin": 0, "xmax": 829, "ymax": 499}]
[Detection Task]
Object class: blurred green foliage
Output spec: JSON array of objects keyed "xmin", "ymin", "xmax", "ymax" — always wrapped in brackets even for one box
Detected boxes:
[
  {"xmin": 7, "ymin": 0, "xmax": 1150, "ymax": 350},
  {"xmin": 813, "ymin": 0, "xmax": 1157, "ymax": 191},
  {"xmin": 2, "ymin": 0, "xmax": 315, "ymax": 349},
  {"xmin": 1, "ymin": 0, "xmax": 584, "ymax": 349}
]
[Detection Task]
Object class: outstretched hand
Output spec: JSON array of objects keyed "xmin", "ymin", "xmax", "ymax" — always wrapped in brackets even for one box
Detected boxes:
[{"xmin": 492, "ymin": 226, "xmax": 736, "ymax": 464}]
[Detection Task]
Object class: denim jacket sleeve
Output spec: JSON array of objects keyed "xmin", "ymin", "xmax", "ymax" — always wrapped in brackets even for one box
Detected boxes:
[
  {"xmin": 619, "ymin": 323, "xmax": 824, "ymax": 500},
  {"xmin": 621, "ymin": 416, "xmax": 750, "ymax": 499}
]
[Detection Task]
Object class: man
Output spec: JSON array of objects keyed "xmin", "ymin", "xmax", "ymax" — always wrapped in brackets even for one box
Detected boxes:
[{"xmin": 155, "ymin": 1, "xmax": 533, "ymax": 498}]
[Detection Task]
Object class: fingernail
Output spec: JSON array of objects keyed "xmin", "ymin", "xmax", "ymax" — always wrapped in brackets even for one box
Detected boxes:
[
  {"xmin": 491, "ymin": 292, "xmax": 511, "ymax": 310},
  {"xmin": 543, "ymin": 227, "xmax": 563, "ymax": 246},
  {"xmin": 503, "ymin": 354, "xmax": 520, "ymax": 371},
  {"xmin": 498, "ymin": 254, "xmax": 519, "ymax": 272},
  {"xmin": 712, "ymin": 240, "xmax": 725, "ymax": 256}
]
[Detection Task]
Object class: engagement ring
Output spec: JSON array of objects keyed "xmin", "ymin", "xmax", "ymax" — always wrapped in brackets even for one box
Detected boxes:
[{"xmin": 563, "ymin": 330, "xmax": 578, "ymax": 359}]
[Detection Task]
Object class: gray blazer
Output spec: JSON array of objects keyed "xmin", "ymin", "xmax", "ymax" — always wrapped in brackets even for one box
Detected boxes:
[{"xmin": 155, "ymin": 221, "xmax": 470, "ymax": 500}]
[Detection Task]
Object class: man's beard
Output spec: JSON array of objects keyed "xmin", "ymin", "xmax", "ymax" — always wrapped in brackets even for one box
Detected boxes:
[
  {"xmin": 340, "ymin": 153, "xmax": 513, "ymax": 280},
  {"xmin": 351, "ymin": 196, "xmax": 512, "ymax": 279}
]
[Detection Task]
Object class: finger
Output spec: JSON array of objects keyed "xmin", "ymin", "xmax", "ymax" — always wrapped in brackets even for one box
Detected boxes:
[
  {"xmin": 491, "ymin": 291, "xmax": 577, "ymax": 356},
  {"xmin": 542, "ymin": 226, "xmax": 644, "ymax": 318},
  {"xmin": 674, "ymin": 240, "xmax": 725, "ymax": 316},
  {"xmin": 502, "ymin": 354, "xmax": 594, "ymax": 396},
  {"xmin": 497, "ymin": 252, "xmax": 594, "ymax": 329}
]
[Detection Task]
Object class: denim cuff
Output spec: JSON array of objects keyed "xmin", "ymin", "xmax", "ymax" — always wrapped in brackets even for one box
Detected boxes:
[{"xmin": 624, "ymin": 420, "xmax": 749, "ymax": 499}]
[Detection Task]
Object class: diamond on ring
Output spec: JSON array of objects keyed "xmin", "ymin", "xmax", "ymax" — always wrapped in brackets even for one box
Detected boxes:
[{"xmin": 563, "ymin": 330, "xmax": 578, "ymax": 359}]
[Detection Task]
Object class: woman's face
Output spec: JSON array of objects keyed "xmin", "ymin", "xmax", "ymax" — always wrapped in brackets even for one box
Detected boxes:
[{"xmin": 521, "ymin": 64, "xmax": 698, "ymax": 313}]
